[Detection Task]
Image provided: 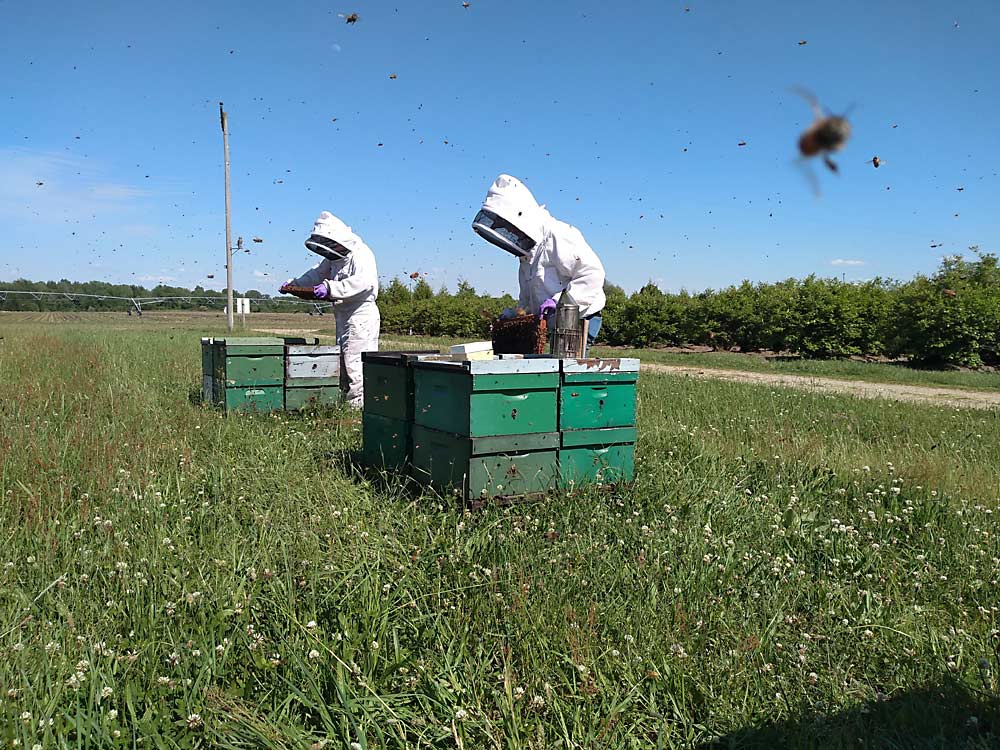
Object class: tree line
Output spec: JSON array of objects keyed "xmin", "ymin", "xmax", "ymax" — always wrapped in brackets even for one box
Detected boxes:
[{"xmin": 3, "ymin": 251, "xmax": 997, "ymax": 367}]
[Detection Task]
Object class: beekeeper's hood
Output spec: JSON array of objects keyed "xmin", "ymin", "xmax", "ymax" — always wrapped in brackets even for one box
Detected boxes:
[
  {"xmin": 304, "ymin": 211, "xmax": 363, "ymax": 261},
  {"xmin": 472, "ymin": 174, "xmax": 548, "ymax": 258}
]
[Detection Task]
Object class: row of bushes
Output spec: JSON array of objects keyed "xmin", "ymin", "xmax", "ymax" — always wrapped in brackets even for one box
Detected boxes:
[
  {"xmin": 3, "ymin": 252, "xmax": 997, "ymax": 367},
  {"xmin": 375, "ymin": 253, "xmax": 1000, "ymax": 367}
]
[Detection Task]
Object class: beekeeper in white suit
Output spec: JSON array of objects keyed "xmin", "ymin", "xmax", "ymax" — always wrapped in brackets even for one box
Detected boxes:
[
  {"xmin": 280, "ymin": 211, "xmax": 379, "ymax": 408},
  {"xmin": 472, "ymin": 174, "xmax": 606, "ymax": 350}
]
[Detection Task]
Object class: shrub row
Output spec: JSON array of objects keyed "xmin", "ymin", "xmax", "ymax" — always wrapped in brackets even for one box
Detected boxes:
[{"xmin": 3, "ymin": 252, "xmax": 997, "ymax": 367}]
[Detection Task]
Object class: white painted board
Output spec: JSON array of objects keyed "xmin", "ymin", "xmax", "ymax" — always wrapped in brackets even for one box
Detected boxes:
[{"xmin": 286, "ymin": 355, "xmax": 341, "ymax": 379}]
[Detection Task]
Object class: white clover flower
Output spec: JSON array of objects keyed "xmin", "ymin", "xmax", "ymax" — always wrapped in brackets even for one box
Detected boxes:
[
  {"xmin": 107, "ymin": 709, "xmax": 118, "ymax": 720},
  {"xmin": 454, "ymin": 708, "xmax": 468, "ymax": 721},
  {"xmin": 308, "ymin": 649, "xmax": 321, "ymax": 660},
  {"xmin": 186, "ymin": 713, "xmax": 203, "ymax": 729},
  {"xmin": 306, "ymin": 620, "xmax": 317, "ymax": 629},
  {"xmin": 100, "ymin": 686, "xmax": 113, "ymax": 700}
]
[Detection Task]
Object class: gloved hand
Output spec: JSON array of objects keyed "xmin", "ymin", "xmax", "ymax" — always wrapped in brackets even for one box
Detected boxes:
[
  {"xmin": 539, "ymin": 297, "xmax": 557, "ymax": 316},
  {"xmin": 312, "ymin": 283, "xmax": 329, "ymax": 300},
  {"xmin": 499, "ymin": 307, "xmax": 517, "ymax": 320},
  {"xmin": 279, "ymin": 280, "xmax": 292, "ymax": 294}
]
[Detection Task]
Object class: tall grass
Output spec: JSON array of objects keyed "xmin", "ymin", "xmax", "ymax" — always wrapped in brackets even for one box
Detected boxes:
[{"xmin": 1, "ymin": 321, "xmax": 998, "ymax": 748}]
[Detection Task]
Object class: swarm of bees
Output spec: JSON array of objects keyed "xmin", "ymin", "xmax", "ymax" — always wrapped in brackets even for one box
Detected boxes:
[{"xmin": 795, "ymin": 89, "xmax": 852, "ymax": 173}]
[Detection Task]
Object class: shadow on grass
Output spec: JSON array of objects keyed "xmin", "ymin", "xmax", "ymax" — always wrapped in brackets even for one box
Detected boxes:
[{"xmin": 700, "ymin": 677, "xmax": 1000, "ymax": 750}]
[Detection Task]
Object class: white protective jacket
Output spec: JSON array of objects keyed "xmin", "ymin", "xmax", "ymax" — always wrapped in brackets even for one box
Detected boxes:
[
  {"xmin": 481, "ymin": 174, "xmax": 606, "ymax": 318},
  {"xmin": 290, "ymin": 213, "xmax": 380, "ymax": 407}
]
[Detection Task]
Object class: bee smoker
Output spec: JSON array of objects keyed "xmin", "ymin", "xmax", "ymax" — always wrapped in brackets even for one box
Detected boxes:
[{"xmin": 549, "ymin": 291, "xmax": 586, "ymax": 359}]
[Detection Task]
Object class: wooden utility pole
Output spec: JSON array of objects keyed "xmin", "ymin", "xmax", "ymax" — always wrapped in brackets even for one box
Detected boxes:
[{"xmin": 220, "ymin": 101, "xmax": 234, "ymax": 332}]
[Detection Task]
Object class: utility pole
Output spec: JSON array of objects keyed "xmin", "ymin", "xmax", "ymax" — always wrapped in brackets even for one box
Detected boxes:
[{"xmin": 220, "ymin": 101, "xmax": 234, "ymax": 332}]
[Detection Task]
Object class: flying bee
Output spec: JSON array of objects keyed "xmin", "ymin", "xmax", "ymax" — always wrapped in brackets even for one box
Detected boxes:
[
  {"xmin": 339, "ymin": 12, "xmax": 359, "ymax": 23},
  {"xmin": 865, "ymin": 155, "xmax": 882, "ymax": 168},
  {"xmin": 795, "ymin": 89, "xmax": 852, "ymax": 173}
]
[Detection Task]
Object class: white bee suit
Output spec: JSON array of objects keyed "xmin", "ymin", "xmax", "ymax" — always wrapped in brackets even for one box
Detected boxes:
[
  {"xmin": 479, "ymin": 174, "xmax": 606, "ymax": 318},
  {"xmin": 290, "ymin": 212, "xmax": 380, "ymax": 408}
]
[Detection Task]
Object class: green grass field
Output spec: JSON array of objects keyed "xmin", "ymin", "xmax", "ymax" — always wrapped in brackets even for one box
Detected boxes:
[{"xmin": 2, "ymin": 315, "xmax": 999, "ymax": 748}]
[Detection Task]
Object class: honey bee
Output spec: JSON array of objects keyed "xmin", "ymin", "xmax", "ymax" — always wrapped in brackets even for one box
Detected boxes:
[
  {"xmin": 339, "ymin": 12, "xmax": 359, "ymax": 23},
  {"xmin": 388, "ymin": 73, "xmax": 397, "ymax": 80},
  {"xmin": 252, "ymin": 237, "xmax": 263, "ymax": 243},
  {"xmin": 866, "ymin": 156, "xmax": 881, "ymax": 168},
  {"xmin": 794, "ymin": 88, "xmax": 852, "ymax": 173}
]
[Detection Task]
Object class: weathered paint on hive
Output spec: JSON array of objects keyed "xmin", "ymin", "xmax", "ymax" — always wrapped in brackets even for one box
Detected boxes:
[{"xmin": 284, "ymin": 386, "xmax": 340, "ymax": 410}]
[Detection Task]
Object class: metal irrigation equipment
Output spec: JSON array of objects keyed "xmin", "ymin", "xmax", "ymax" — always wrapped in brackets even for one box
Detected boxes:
[{"xmin": 0, "ymin": 290, "xmax": 332, "ymax": 315}]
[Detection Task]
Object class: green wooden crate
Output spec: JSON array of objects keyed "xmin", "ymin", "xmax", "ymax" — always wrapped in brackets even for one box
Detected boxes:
[
  {"xmin": 362, "ymin": 413, "xmax": 411, "ymax": 469},
  {"xmin": 362, "ymin": 351, "xmax": 440, "ymax": 421},
  {"xmin": 558, "ymin": 427, "xmax": 636, "ymax": 488},
  {"xmin": 285, "ymin": 386, "xmax": 341, "ymax": 410},
  {"xmin": 224, "ymin": 385, "xmax": 284, "ymax": 413},
  {"xmin": 413, "ymin": 359, "xmax": 560, "ymax": 437},
  {"xmin": 411, "ymin": 424, "xmax": 558, "ymax": 502},
  {"xmin": 559, "ymin": 357, "xmax": 639, "ymax": 430},
  {"xmin": 216, "ymin": 354, "xmax": 284, "ymax": 388},
  {"xmin": 559, "ymin": 383, "xmax": 637, "ymax": 430}
]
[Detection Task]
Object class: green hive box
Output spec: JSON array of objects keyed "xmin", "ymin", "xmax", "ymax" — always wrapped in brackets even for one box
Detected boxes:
[
  {"xmin": 558, "ymin": 426, "xmax": 636, "ymax": 488},
  {"xmin": 361, "ymin": 351, "xmax": 439, "ymax": 469},
  {"xmin": 412, "ymin": 358, "xmax": 561, "ymax": 437},
  {"xmin": 207, "ymin": 337, "xmax": 316, "ymax": 414},
  {"xmin": 559, "ymin": 358, "xmax": 639, "ymax": 430},
  {"xmin": 411, "ymin": 425, "xmax": 558, "ymax": 502}
]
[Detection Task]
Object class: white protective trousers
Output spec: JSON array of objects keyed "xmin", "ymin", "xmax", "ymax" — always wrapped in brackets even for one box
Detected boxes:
[{"xmin": 335, "ymin": 300, "xmax": 380, "ymax": 408}]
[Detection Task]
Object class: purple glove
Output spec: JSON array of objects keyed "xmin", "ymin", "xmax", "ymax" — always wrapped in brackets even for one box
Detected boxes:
[
  {"xmin": 539, "ymin": 297, "xmax": 557, "ymax": 316},
  {"xmin": 312, "ymin": 283, "xmax": 329, "ymax": 300}
]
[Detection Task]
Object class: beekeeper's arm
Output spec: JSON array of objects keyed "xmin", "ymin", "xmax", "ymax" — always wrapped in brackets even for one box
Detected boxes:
[
  {"xmin": 320, "ymin": 253, "xmax": 377, "ymax": 303},
  {"xmin": 551, "ymin": 230, "xmax": 606, "ymax": 316},
  {"xmin": 289, "ymin": 259, "xmax": 333, "ymax": 288}
]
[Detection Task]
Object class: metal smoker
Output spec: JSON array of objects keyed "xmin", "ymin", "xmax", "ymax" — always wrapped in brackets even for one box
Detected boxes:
[{"xmin": 549, "ymin": 290, "xmax": 586, "ymax": 359}]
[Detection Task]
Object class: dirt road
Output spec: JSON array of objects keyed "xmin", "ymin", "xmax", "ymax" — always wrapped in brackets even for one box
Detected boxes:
[{"xmin": 644, "ymin": 363, "xmax": 1000, "ymax": 411}]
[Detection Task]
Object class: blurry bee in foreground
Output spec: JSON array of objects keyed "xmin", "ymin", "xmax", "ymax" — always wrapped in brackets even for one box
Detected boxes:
[{"xmin": 795, "ymin": 88, "xmax": 852, "ymax": 174}]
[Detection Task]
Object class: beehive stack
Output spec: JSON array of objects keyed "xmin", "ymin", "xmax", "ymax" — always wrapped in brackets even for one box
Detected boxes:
[
  {"xmin": 207, "ymin": 338, "xmax": 288, "ymax": 413},
  {"xmin": 360, "ymin": 351, "xmax": 440, "ymax": 469},
  {"xmin": 491, "ymin": 314, "xmax": 547, "ymax": 355},
  {"xmin": 556, "ymin": 358, "xmax": 639, "ymax": 488},
  {"xmin": 409, "ymin": 358, "xmax": 561, "ymax": 503}
]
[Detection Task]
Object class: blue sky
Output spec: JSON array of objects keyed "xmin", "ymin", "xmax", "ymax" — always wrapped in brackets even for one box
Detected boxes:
[{"xmin": 1, "ymin": 0, "xmax": 997, "ymax": 295}]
